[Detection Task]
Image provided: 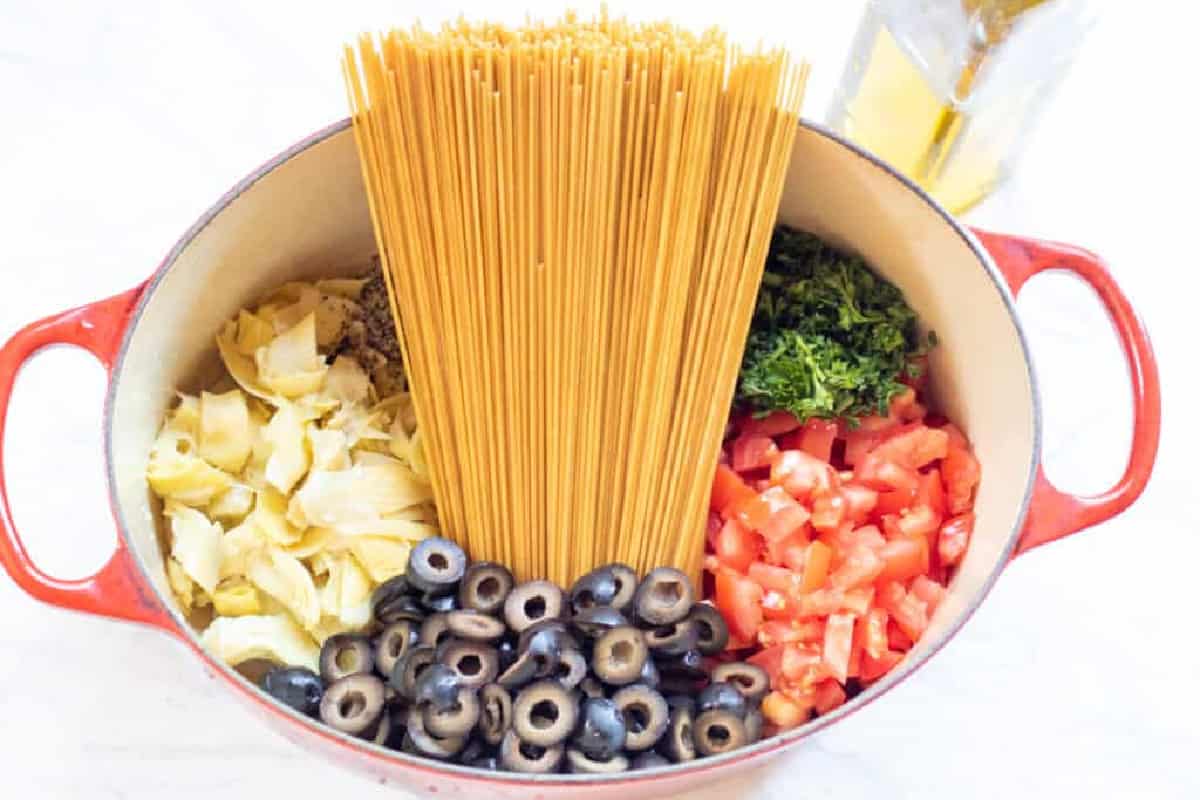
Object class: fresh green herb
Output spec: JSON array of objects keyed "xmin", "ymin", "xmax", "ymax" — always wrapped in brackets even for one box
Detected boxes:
[{"xmin": 737, "ymin": 226, "xmax": 933, "ymax": 424}]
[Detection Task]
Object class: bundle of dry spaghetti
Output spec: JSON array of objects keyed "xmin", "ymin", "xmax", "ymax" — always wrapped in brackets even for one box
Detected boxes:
[{"xmin": 344, "ymin": 12, "xmax": 806, "ymax": 583}]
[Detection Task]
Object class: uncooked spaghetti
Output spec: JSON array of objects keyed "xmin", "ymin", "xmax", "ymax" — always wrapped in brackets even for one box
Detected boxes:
[{"xmin": 344, "ymin": 12, "xmax": 807, "ymax": 583}]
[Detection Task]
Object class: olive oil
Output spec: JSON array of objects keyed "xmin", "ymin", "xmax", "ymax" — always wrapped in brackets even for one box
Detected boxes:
[{"xmin": 828, "ymin": 0, "xmax": 1096, "ymax": 214}]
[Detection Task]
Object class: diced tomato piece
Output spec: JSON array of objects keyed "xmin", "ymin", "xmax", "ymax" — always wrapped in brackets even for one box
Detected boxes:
[
  {"xmin": 711, "ymin": 465, "xmax": 756, "ymax": 517},
  {"xmin": 855, "ymin": 452, "xmax": 920, "ymax": 492},
  {"xmin": 841, "ymin": 586, "xmax": 875, "ymax": 615},
  {"xmin": 706, "ymin": 512, "xmax": 724, "ymax": 548},
  {"xmin": 887, "ymin": 620, "xmax": 914, "ymax": 651},
  {"xmin": 915, "ymin": 470, "xmax": 946, "ymax": 520},
  {"xmin": 877, "ymin": 581, "xmax": 929, "ymax": 641},
  {"xmin": 822, "ymin": 613, "xmax": 856, "ymax": 683},
  {"xmin": 771, "ymin": 450, "xmax": 839, "ymax": 501},
  {"xmin": 715, "ymin": 569, "xmax": 764, "ymax": 642},
  {"xmin": 782, "ymin": 643, "xmax": 831, "ymax": 689},
  {"xmin": 843, "ymin": 428, "xmax": 885, "ymax": 467},
  {"xmin": 761, "ymin": 690, "xmax": 811, "ymax": 728},
  {"xmin": 740, "ymin": 410, "xmax": 802, "ymax": 437},
  {"xmin": 849, "ymin": 524, "xmax": 886, "ymax": 551},
  {"xmin": 811, "ymin": 492, "xmax": 847, "ymax": 533},
  {"xmin": 941, "ymin": 444, "xmax": 981, "ymax": 514},
  {"xmin": 860, "ymin": 649, "xmax": 904, "ymax": 682},
  {"xmin": 759, "ymin": 618, "xmax": 823, "ymax": 645},
  {"xmin": 813, "ymin": 679, "xmax": 848, "ymax": 714},
  {"xmin": 938, "ymin": 512, "xmax": 974, "ymax": 566},
  {"xmin": 877, "ymin": 536, "xmax": 929, "ymax": 583},
  {"xmin": 874, "ymin": 488, "xmax": 915, "ymax": 516},
  {"xmin": 893, "ymin": 504, "xmax": 941, "ymax": 541},
  {"xmin": 911, "ymin": 575, "xmax": 946, "ymax": 614},
  {"xmin": 840, "ymin": 484, "xmax": 878, "ymax": 523},
  {"xmin": 761, "ymin": 590, "xmax": 795, "ymax": 620},
  {"xmin": 736, "ymin": 486, "xmax": 798, "ymax": 532},
  {"xmin": 714, "ymin": 519, "xmax": 759, "ymax": 573},
  {"xmin": 773, "ymin": 533, "xmax": 810, "ymax": 571},
  {"xmin": 747, "ymin": 644, "xmax": 786, "ymax": 681},
  {"xmin": 749, "ymin": 561, "xmax": 798, "ymax": 594},
  {"xmin": 829, "ymin": 546, "xmax": 885, "ymax": 590},
  {"xmin": 731, "ymin": 434, "xmax": 780, "ymax": 474},
  {"xmin": 857, "ymin": 607, "xmax": 889, "ymax": 660},
  {"xmin": 847, "ymin": 635, "xmax": 863, "ymax": 679},
  {"xmin": 870, "ymin": 425, "xmax": 949, "ymax": 471},
  {"xmin": 725, "ymin": 632, "xmax": 756, "ymax": 651},
  {"xmin": 794, "ymin": 588, "xmax": 844, "ymax": 617},
  {"xmin": 800, "ymin": 541, "xmax": 832, "ymax": 592},
  {"xmin": 760, "ymin": 505, "xmax": 811, "ymax": 546},
  {"xmin": 940, "ymin": 423, "xmax": 969, "ymax": 449},
  {"xmin": 799, "ymin": 419, "xmax": 839, "ymax": 462}
]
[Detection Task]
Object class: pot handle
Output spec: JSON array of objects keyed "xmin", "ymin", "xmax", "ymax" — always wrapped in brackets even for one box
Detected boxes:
[
  {"xmin": 972, "ymin": 229, "xmax": 1161, "ymax": 556},
  {"xmin": 0, "ymin": 285, "xmax": 175, "ymax": 630}
]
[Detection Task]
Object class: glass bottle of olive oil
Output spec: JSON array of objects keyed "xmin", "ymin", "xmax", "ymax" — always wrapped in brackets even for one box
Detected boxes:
[{"xmin": 827, "ymin": 0, "xmax": 1100, "ymax": 214}]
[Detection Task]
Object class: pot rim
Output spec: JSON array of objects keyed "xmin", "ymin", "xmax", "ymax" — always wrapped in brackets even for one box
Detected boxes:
[{"xmin": 104, "ymin": 117, "xmax": 1041, "ymax": 786}]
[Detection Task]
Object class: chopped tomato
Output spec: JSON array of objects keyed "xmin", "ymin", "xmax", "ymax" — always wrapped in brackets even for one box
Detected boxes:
[
  {"xmin": 747, "ymin": 644, "xmax": 786, "ymax": 679},
  {"xmin": 794, "ymin": 588, "xmax": 845, "ymax": 617},
  {"xmin": 857, "ymin": 607, "xmax": 889, "ymax": 659},
  {"xmin": 711, "ymin": 465, "xmax": 756, "ymax": 517},
  {"xmin": 782, "ymin": 643, "xmax": 828, "ymax": 687},
  {"xmin": 736, "ymin": 486, "xmax": 802, "ymax": 532},
  {"xmin": 715, "ymin": 569, "xmax": 763, "ymax": 642},
  {"xmin": 887, "ymin": 620, "xmax": 914, "ymax": 651},
  {"xmin": 771, "ymin": 450, "xmax": 838, "ymax": 501},
  {"xmin": 798, "ymin": 419, "xmax": 839, "ymax": 462},
  {"xmin": 761, "ymin": 690, "xmax": 810, "ymax": 728},
  {"xmin": 813, "ymin": 679, "xmax": 848, "ymax": 714},
  {"xmin": 731, "ymin": 434, "xmax": 780, "ymax": 474},
  {"xmin": 849, "ymin": 524, "xmax": 886, "ymax": 551},
  {"xmin": 706, "ymin": 512, "xmax": 724, "ymax": 548},
  {"xmin": 829, "ymin": 546, "xmax": 885, "ymax": 590},
  {"xmin": 877, "ymin": 536, "xmax": 929, "ymax": 583},
  {"xmin": 843, "ymin": 427, "xmax": 886, "ymax": 467},
  {"xmin": 761, "ymin": 505, "xmax": 812, "ymax": 546},
  {"xmin": 893, "ymin": 504, "xmax": 941, "ymax": 541},
  {"xmin": 855, "ymin": 452, "xmax": 920, "ymax": 492},
  {"xmin": 840, "ymin": 484, "xmax": 879, "ymax": 523},
  {"xmin": 841, "ymin": 586, "xmax": 875, "ymax": 615},
  {"xmin": 810, "ymin": 492, "xmax": 847, "ymax": 533},
  {"xmin": 739, "ymin": 409, "xmax": 802, "ymax": 437},
  {"xmin": 800, "ymin": 540, "xmax": 832, "ymax": 592},
  {"xmin": 765, "ymin": 529, "xmax": 809, "ymax": 567},
  {"xmin": 874, "ymin": 487, "xmax": 916, "ymax": 515},
  {"xmin": 915, "ymin": 470, "xmax": 946, "ymax": 520},
  {"xmin": 822, "ymin": 613, "xmax": 856, "ymax": 683},
  {"xmin": 860, "ymin": 649, "xmax": 904, "ymax": 682},
  {"xmin": 761, "ymin": 590, "xmax": 796, "ymax": 620},
  {"xmin": 749, "ymin": 561, "xmax": 798, "ymax": 594},
  {"xmin": 938, "ymin": 512, "xmax": 974, "ymax": 566},
  {"xmin": 759, "ymin": 618, "xmax": 823, "ymax": 646},
  {"xmin": 942, "ymin": 444, "xmax": 981, "ymax": 514},
  {"xmin": 714, "ymin": 519, "xmax": 759, "ymax": 573},
  {"xmin": 940, "ymin": 423, "xmax": 969, "ymax": 449},
  {"xmin": 870, "ymin": 425, "xmax": 949, "ymax": 470},
  {"xmin": 910, "ymin": 575, "xmax": 946, "ymax": 614},
  {"xmin": 877, "ymin": 581, "xmax": 928, "ymax": 641}
]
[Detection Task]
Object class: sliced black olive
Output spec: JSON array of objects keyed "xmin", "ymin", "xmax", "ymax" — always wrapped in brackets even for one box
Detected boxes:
[
  {"xmin": 709, "ymin": 662, "xmax": 770, "ymax": 704},
  {"xmin": 611, "ymin": 684, "xmax": 669, "ymax": 751},
  {"xmin": 424, "ymin": 687, "xmax": 481, "ymax": 738},
  {"xmin": 697, "ymin": 682, "xmax": 749, "ymax": 719},
  {"xmin": 421, "ymin": 591, "xmax": 459, "ymax": 613},
  {"xmin": 375, "ymin": 620, "xmax": 420, "ymax": 678},
  {"xmin": 633, "ymin": 568, "xmax": 694, "ymax": 626},
  {"xmin": 407, "ymin": 537, "xmax": 467, "ymax": 596},
  {"xmin": 573, "ymin": 697, "xmax": 626, "ymax": 761},
  {"xmin": 578, "ymin": 676, "xmax": 606, "ymax": 700},
  {"xmin": 496, "ymin": 651, "xmax": 539, "ymax": 690},
  {"xmin": 571, "ymin": 606, "xmax": 630, "ymax": 639},
  {"xmin": 406, "ymin": 707, "xmax": 467, "ymax": 759},
  {"xmin": 262, "ymin": 666, "xmax": 323, "ymax": 717},
  {"xmin": 631, "ymin": 751, "xmax": 670, "ymax": 770},
  {"xmin": 319, "ymin": 634, "xmax": 374, "ymax": 683},
  {"xmin": 469, "ymin": 755, "xmax": 499, "ymax": 770},
  {"xmin": 665, "ymin": 694, "xmax": 696, "ymax": 713},
  {"xmin": 440, "ymin": 639, "xmax": 500, "ymax": 689},
  {"xmin": 694, "ymin": 709, "xmax": 748, "ymax": 756},
  {"xmin": 504, "ymin": 580, "xmax": 564, "ymax": 633},
  {"xmin": 512, "ymin": 680, "xmax": 578, "ymax": 747},
  {"xmin": 372, "ymin": 574, "xmax": 414, "ymax": 615},
  {"xmin": 643, "ymin": 619, "xmax": 701, "ymax": 657},
  {"xmin": 592, "ymin": 626, "xmax": 648, "ymax": 686},
  {"xmin": 319, "ymin": 674, "xmax": 386, "ymax": 738},
  {"xmin": 638, "ymin": 657, "xmax": 660, "ymax": 690},
  {"xmin": 457, "ymin": 737, "xmax": 488, "ymax": 765},
  {"xmin": 566, "ymin": 748, "xmax": 630, "ymax": 774},
  {"xmin": 687, "ymin": 603, "xmax": 730, "ymax": 656},
  {"xmin": 413, "ymin": 662, "xmax": 462, "ymax": 711},
  {"xmin": 656, "ymin": 648, "xmax": 706, "ymax": 682},
  {"xmin": 376, "ymin": 593, "xmax": 426, "ymax": 625},
  {"xmin": 391, "ymin": 644, "xmax": 437, "ymax": 701},
  {"xmin": 370, "ymin": 707, "xmax": 404, "ymax": 749},
  {"xmin": 607, "ymin": 564, "xmax": 638, "ymax": 613},
  {"xmin": 519, "ymin": 619, "xmax": 578, "ymax": 676},
  {"xmin": 420, "ymin": 612, "xmax": 457, "ymax": 649},
  {"xmin": 568, "ymin": 566, "xmax": 620, "ymax": 614},
  {"xmin": 458, "ymin": 561, "xmax": 514, "ymax": 616},
  {"xmin": 446, "ymin": 610, "xmax": 507, "ymax": 642},
  {"xmin": 553, "ymin": 649, "xmax": 587, "ymax": 689},
  {"xmin": 499, "ymin": 730, "xmax": 563, "ymax": 773},
  {"xmin": 744, "ymin": 709, "xmax": 763, "ymax": 743},
  {"xmin": 477, "ymin": 683, "xmax": 512, "ymax": 746},
  {"xmin": 659, "ymin": 706, "xmax": 696, "ymax": 763}
]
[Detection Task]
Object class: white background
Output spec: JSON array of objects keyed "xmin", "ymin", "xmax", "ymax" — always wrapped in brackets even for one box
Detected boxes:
[{"xmin": 0, "ymin": 1, "xmax": 1196, "ymax": 797}]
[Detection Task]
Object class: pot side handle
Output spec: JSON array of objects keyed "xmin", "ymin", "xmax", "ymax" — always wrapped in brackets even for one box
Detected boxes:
[
  {"xmin": 0, "ymin": 285, "xmax": 175, "ymax": 630},
  {"xmin": 972, "ymin": 229, "xmax": 1161, "ymax": 556}
]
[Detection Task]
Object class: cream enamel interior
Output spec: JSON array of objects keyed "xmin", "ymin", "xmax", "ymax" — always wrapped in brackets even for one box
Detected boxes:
[{"xmin": 107, "ymin": 121, "xmax": 1036, "ymax": 779}]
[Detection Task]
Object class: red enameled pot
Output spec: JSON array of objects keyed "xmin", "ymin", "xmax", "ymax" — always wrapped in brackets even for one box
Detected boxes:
[{"xmin": 0, "ymin": 120, "xmax": 1160, "ymax": 798}]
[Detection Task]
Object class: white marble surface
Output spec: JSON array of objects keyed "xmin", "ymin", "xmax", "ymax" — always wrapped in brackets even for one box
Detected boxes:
[{"xmin": 1, "ymin": 1, "xmax": 1196, "ymax": 797}]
